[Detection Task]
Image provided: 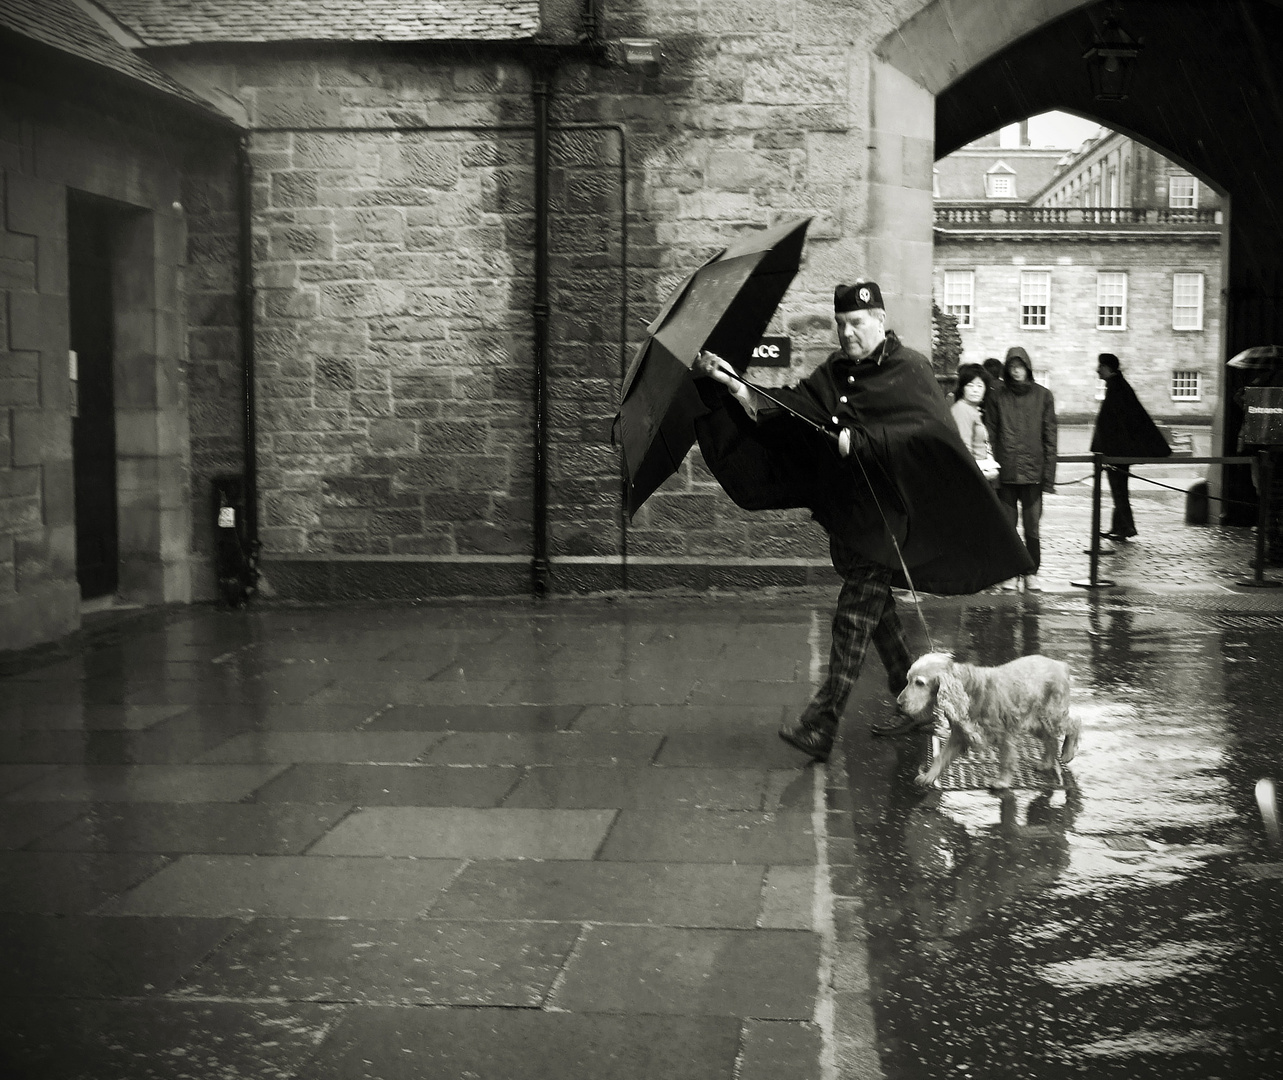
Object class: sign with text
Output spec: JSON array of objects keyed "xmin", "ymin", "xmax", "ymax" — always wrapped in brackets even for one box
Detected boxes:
[
  {"xmin": 1242, "ymin": 386, "xmax": 1283, "ymax": 445},
  {"xmin": 750, "ymin": 336, "xmax": 791, "ymax": 367}
]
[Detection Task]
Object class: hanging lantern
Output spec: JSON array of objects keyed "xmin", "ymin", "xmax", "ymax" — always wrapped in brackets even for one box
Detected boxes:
[{"xmin": 1083, "ymin": 15, "xmax": 1142, "ymax": 101}]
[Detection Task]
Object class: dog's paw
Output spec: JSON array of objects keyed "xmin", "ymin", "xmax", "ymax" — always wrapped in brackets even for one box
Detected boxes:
[
  {"xmin": 988, "ymin": 779, "xmax": 1013, "ymax": 793},
  {"xmin": 914, "ymin": 771, "xmax": 936, "ymax": 788}
]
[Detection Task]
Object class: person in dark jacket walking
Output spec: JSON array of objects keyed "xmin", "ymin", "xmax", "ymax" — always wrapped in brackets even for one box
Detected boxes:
[
  {"xmin": 988, "ymin": 346, "xmax": 1058, "ymax": 591},
  {"xmin": 1091, "ymin": 352, "xmax": 1171, "ymax": 540},
  {"xmin": 692, "ymin": 281, "xmax": 1031, "ymax": 761}
]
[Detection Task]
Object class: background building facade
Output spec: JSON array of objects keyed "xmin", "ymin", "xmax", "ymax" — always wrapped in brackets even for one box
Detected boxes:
[{"xmin": 933, "ymin": 127, "xmax": 1224, "ymax": 423}]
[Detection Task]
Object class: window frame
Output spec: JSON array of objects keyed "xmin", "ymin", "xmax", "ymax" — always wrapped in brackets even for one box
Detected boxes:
[
  {"xmin": 1020, "ymin": 269, "xmax": 1051, "ymax": 329},
  {"xmin": 1096, "ymin": 271, "xmax": 1128, "ymax": 330},
  {"xmin": 1171, "ymin": 370, "xmax": 1202, "ymax": 401},
  {"xmin": 985, "ymin": 162, "xmax": 1017, "ymax": 199},
  {"xmin": 1172, "ymin": 272, "xmax": 1204, "ymax": 331},
  {"xmin": 943, "ymin": 269, "xmax": 975, "ymax": 328},
  {"xmin": 1169, "ymin": 174, "xmax": 1199, "ymax": 209}
]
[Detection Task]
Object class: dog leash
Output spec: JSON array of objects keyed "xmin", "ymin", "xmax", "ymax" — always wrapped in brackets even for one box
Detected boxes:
[
  {"xmin": 727, "ymin": 371, "xmax": 940, "ymax": 653},
  {"xmin": 845, "ymin": 447, "xmax": 939, "ymax": 654}
]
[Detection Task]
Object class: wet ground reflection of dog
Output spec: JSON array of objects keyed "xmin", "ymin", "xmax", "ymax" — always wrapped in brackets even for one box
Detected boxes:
[{"xmin": 890, "ymin": 770, "xmax": 1083, "ymax": 953}]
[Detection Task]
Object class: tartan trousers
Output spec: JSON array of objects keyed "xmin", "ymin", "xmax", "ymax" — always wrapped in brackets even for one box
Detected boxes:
[{"xmin": 799, "ymin": 535, "xmax": 912, "ymax": 733}]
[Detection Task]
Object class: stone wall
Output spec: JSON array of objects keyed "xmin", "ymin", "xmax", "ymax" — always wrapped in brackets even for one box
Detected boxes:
[
  {"xmin": 200, "ymin": 55, "xmax": 543, "ymax": 600},
  {"xmin": 934, "ymin": 232, "xmax": 1222, "ymax": 422},
  {"xmin": 141, "ymin": 3, "xmax": 935, "ymax": 602},
  {"xmin": 0, "ymin": 118, "xmax": 78, "ymax": 651},
  {"xmin": 171, "ymin": 13, "xmax": 892, "ymax": 601},
  {"xmin": 1, "ymin": 76, "xmax": 238, "ymax": 651},
  {"xmin": 559, "ymin": 1, "xmax": 923, "ymax": 580}
]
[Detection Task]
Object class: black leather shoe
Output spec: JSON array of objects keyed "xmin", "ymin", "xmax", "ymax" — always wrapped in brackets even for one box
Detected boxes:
[
  {"xmin": 869, "ymin": 711, "xmax": 934, "ymax": 737},
  {"xmin": 778, "ymin": 719, "xmax": 834, "ymax": 762}
]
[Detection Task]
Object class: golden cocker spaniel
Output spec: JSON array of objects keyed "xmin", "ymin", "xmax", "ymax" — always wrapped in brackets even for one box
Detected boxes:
[{"xmin": 897, "ymin": 652, "xmax": 1079, "ymax": 792}]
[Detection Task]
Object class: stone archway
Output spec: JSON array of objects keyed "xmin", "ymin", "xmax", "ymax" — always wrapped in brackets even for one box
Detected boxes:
[
  {"xmin": 871, "ymin": 0, "xmax": 1283, "ymax": 519},
  {"xmin": 866, "ymin": 0, "xmax": 1096, "ymax": 345}
]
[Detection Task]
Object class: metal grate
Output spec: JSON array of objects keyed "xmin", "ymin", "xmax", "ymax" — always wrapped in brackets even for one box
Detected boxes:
[{"xmin": 929, "ymin": 736, "xmax": 1066, "ymax": 791}]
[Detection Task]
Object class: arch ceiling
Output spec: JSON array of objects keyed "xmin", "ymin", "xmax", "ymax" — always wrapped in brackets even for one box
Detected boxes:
[
  {"xmin": 881, "ymin": 0, "xmax": 1283, "ymax": 503},
  {"xmin": 883, "ymin": 0, "xmax": 1283, "ymax": 188},
  {"xmin": 878, "ymin": 0, "xmax": 1092, "ymax": 98},
  {"xmin": 885, "ymin": 0, "xmax": 1283, "ymax": 291}
]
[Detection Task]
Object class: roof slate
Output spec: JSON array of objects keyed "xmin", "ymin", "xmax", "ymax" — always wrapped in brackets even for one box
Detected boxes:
[
  {"xmin": 0, "ymin": 0, "xmax": 222, "ymax": 111},
  {"xmin": 95, "ymin": 1, "xmax": 542, "ymax": 45}
]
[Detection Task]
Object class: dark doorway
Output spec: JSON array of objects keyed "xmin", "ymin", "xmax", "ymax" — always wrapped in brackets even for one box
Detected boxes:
[{"xmin": 68, "ymin": 196, "xmax": 120, "ymax": 599}]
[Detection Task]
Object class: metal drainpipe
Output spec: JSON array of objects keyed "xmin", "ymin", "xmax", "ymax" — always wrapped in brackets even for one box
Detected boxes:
[
  {"xmin": 236, "ymin": 135, "xmax": 260, "ymax": 583},
  {"xmin": 531, "ymin": 58, "xmax": 554, "ymax": 598}
]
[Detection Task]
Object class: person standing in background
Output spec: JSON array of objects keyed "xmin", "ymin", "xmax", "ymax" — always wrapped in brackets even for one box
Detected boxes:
[
  {"xmin": 988, "ymin": 346, "xmax": 1058, "ymax": 591},
  {"xmin": 952, "ymin": 365, "xmax": 999, "ymax": 482},
  {"xmin": 1091, "ymin": 352, "xmax": 1171, "ymax": 541}
]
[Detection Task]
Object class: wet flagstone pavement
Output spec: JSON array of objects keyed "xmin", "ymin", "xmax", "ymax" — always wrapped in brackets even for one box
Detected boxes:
[{"xmin": 1, "ymin": 480, "xmax": 1282, "ymax": 1078}]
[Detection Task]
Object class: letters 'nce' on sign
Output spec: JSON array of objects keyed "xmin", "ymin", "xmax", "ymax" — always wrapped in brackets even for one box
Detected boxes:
[{"xmin": 750, "ymin": 336, "xmax": 791, "ymax": 368}]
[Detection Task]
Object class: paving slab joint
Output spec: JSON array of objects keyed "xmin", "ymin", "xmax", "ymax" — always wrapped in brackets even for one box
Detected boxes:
[{"xmin": 821, "ymin": 741, "xmax": 886, "ymax": 1080}]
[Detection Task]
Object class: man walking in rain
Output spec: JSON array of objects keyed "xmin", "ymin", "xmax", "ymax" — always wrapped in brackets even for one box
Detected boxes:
[
  {"xmin": 1091, "ymin": 351, "xmax": 1171, "ymax": 541},
  {"xmin": 692, "ymin": 281, "xmax": 1031, "ymax": 762}
]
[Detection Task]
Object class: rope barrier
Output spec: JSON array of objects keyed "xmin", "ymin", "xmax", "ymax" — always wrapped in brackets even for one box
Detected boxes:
[
  {"xmin": 1051, "ymin": 453, "xmax": 1262, "ymax": 508},
  {"xmin": 1063, "ymin": 451, "xmax": 1281, "ymax": 589},
  {"xmin": 1119, "ymin": 469, "xmax": 1259, "ymax": 508}
]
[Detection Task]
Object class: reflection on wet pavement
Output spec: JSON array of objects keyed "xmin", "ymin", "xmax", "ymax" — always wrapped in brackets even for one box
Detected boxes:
[
  {"xmin": 1, "ymin": 590, "xmax": 1282, "ymax": 1078},
  {"xmin": 848, "ymin": 594, "xmax": 1283, "ymax": 1080},
  {"xmin": 0, "ymin": 600, "xmax": 825, "ymax": 1079}
]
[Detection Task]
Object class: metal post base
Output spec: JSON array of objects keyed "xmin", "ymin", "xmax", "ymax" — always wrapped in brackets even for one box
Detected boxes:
[
  {"xmin": 1070, "ymin": 578, "xmax": 1117, "ymax": 588},
  {"xmin": 1236, "ymin": 578, "xmax": 1283, "ymax": 588}
]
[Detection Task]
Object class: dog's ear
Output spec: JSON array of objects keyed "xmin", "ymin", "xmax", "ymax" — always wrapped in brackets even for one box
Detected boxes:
[{"xmin": 935, "ymin": 667, "xmax": 986, "ymax": 748}]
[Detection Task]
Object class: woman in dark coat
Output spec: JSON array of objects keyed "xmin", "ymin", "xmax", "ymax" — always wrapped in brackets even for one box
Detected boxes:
[{"xmin": 1090, "ymin": 352, "xmax": 1171, "ymax": 540}]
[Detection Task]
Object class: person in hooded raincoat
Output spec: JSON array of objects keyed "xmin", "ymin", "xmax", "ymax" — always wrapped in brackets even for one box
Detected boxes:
[
  {"xmin": 987, "ymin": 347, "xmax": 1058, "ymax": 591},
  {"xmin": 691, "ymin": 281, "xmax": 1032, "ymax": 762},
  {"xmin": 1090, "ymin": 352, "xmax": 1171, "ymax": 540}
]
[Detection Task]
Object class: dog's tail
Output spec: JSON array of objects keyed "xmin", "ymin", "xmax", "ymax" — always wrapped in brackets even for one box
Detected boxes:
[{"xmin": 1060, "ymin": 723, "xmax": 1080, "ymax": 765}]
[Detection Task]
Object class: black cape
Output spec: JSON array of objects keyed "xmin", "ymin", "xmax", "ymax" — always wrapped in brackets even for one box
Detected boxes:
[
  {"xmin": 1090, "ymin": 374, "xmax": 1172, "ymax": 458},
  {"xmin": 694, "ymin": 333, "xmax": 1034, "ymax": 594}
]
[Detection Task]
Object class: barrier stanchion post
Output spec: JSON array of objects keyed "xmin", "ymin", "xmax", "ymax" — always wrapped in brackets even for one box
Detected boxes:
[
  {"xmin": 1073, "ymin": 453, "xmax": 1115, "ymax": 588},
  {"xmin": 1239, "ymin": 449, "xmax": 1281, "ymax": 588}
]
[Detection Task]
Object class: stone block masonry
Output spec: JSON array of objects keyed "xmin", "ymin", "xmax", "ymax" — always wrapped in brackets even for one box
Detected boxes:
[
  {"xmin": 1, "ymin": 70, "xmax": 241, "ymax": 650},
  {"xmin": 1, "ymin": 122, "xmax": 79, "ymax": 649},
  {"xmin": 218, "ymin": 6, "xmax": 896, "ymax": 600},
  {"xmin": 148, "ymin": 4, "xmax": 942, "ymax": 604}
]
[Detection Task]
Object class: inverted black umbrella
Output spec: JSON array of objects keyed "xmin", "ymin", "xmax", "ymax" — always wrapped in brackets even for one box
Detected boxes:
[
  {"xmin": 613, "ymin": 217, "xmax": 812, "ymax": 517},
  {"xmin": 1228, "ymin": 345, "xmax": 1283, "ymax": 372}
]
